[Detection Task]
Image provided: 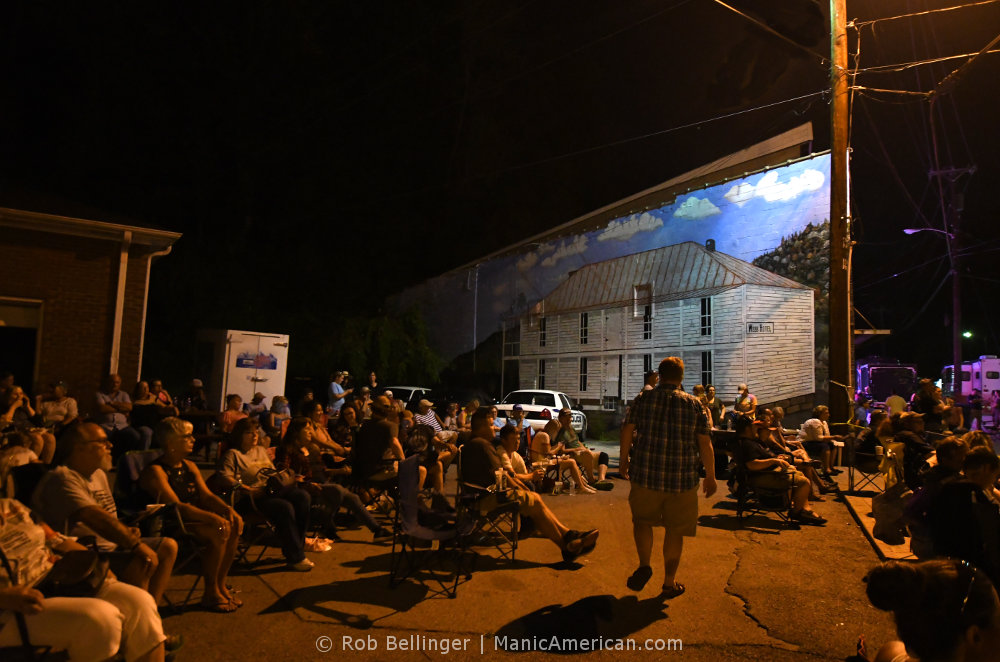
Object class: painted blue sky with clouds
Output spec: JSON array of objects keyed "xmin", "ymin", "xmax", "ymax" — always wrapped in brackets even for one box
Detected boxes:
[{"xmin": 398, "ymin": 153, "xmax": 831, "ymax": 358}]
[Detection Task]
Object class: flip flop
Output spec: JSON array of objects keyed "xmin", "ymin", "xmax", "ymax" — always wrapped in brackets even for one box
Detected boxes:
[
  {"xmin": 661, "ymin": 582, "xmax": 685, "ymax": 599},
  {"xmin": 626, "ymin": 565, "xmax": 653, "ymax": 591},
  {"xmin": 561, "ymin": 529, "xmax": 599, "ymax": 562}
]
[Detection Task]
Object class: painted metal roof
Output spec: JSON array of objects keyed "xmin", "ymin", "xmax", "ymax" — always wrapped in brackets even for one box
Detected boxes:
[{"xmin": 538, "ymin": 241, "xmax": 811, "ymax": 314}]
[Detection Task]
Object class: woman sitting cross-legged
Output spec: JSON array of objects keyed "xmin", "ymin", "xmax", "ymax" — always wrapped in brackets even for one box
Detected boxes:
[
  {"xmin": 214, "ymin": 417, "xmax": 314, "ymax": 571},
  {"xmin": 138, "ymin": 417, "xmax": 243, "ymax": 613},
  {"xmin": 276, "ymin": 417, "xmax": 391, "ymax": 541}
]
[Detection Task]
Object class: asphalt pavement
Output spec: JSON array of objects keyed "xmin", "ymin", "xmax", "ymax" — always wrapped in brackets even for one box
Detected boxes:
[{"xmin": 159, "ymin": 453, "xmax": 899, "ymax": 662}]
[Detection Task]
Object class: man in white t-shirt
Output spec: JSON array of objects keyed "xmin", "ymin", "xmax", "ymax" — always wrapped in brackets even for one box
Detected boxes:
[
  {"xmin": 885, "ymin": 390, "xmax": 907, "ymax": 417},
  {"xmin": 32, "ymin": 422, "xmax": 177, "ymax": 604}
]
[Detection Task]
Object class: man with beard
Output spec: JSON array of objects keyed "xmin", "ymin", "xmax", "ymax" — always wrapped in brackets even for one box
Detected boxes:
[{"xmin": 32, "ymin": 422, "xmax": 178, "ymax": 605}]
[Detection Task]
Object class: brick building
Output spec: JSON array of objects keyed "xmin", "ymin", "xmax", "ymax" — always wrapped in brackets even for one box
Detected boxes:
[{"xmin": 0, "ymin": 207, "xmax": 181, "ymax": 416}]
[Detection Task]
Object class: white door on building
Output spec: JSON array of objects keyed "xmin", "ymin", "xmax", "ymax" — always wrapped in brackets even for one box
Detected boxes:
[{"xmin": 224, "ymin": 331, "xmax": 290, "ymax": 405}]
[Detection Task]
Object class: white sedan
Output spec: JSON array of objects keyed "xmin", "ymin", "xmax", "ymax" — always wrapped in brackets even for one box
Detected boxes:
[{"xmin": 495, "ymin": 390, "xmax": 588, "ymax": 440}]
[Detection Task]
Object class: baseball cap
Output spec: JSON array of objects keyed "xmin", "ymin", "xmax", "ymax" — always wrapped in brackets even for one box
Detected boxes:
[
  {"xmin": 418, "ymin": 398, "xmax": 434, "ymax": 408},
  {"xmin": 512, "ymin": 404, "xmax": 524, "ymax": 412},
  {"xmin": 191, "ymin": 378, "xmax": 204, "ymax": 388}
]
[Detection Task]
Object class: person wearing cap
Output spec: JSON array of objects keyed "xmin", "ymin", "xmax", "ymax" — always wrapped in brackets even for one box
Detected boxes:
[
  {"xmin": 327, "ymin": 371, "xmax": 353, "ymax": 416},
  {"xmin": 854, "ymin": 393, "xmax": 872, "ymax": 428},
  {"xmin": 508, "ymin": 404, "xmax": 533, "ymax": 456},
  {"xmin": 413, "ymin": 399, "xmax": 458, "ymax": 469},
  {"xmin": 734, "ymin": 414, "xmax": 826, "ymax": 526},
  {"xmin": 244, "ymin": 392, "xmax": 268, "ymax": 417},
  {"xmin": 466, "ymin": 409, "xmax": 599, "ymax": 562},
  {"xmin": 733, "ymin": 383, "xmax": 757, "ymax": 420}
]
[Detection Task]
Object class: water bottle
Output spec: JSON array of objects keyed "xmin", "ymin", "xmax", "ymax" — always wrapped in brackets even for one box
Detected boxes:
[{"xmin": 568, "ymin": 481, "xmax": 575, "ymax": 496}]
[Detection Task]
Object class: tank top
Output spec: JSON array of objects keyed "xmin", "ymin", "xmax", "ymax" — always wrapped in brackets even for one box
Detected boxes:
[{"xmin": 152, "ymin": 456, "xmax": 199, "ymax": 504}]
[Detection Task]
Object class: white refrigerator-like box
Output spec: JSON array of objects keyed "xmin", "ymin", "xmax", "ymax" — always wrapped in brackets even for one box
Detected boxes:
[{"xmin": 196, "ymin": 329, "xmax": 290, "ymax": 411}]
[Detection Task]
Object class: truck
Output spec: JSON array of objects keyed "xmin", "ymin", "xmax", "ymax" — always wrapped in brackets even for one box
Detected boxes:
[{"xmin": 856, "ymin": 357, "xmax": 918, "ymax": 403}]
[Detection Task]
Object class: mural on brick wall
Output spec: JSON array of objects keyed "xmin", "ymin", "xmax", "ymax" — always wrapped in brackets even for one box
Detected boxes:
[{"xmin": 392, "ymin": 152, "xmax": 831, "ymax": 393}]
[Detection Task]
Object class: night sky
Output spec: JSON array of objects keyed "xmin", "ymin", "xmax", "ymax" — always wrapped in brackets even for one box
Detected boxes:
[{"xmin": 2, "ymin": 0, "xmax": 998, "ymax": 385}]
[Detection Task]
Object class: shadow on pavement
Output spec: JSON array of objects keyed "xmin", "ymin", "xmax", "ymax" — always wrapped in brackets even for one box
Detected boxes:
[
  {"xmin": 494, "ymin": 593, "xmax": 671, "ymax": 653},
  {"xmin": 259, "ymin": 573, "xmax": 428, "ymax": 628},
  {"xmin": 697, "ymin": 511, "xmax": 795, "ymax": 535}
]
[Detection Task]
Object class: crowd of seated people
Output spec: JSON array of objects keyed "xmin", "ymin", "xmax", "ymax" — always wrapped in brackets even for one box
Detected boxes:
[{"xmin": 733, "ymin": 414, "xmax": 827, "ymax": 525}]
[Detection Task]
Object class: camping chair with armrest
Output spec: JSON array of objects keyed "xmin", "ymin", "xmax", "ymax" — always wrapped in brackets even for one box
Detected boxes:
[
  {"xmin": 114, "ymin": 449, "xmax": 206, "ymax": 610},
  {"xmin": 204, "ymin": 471, "xmax": 282, "ymax": 567},
  {"xmin": 732, "ymin": 442, "xmax": 796, "ymax": 527},
  {"xmin": 454, "ymin": 445, "xmax": 520, "ymax": 562},
  {"xmin": 846, "ymin": 434, "xmax": 885, "ymax": 494},
  {"xmin": 389, "ymin": 455, "xmax": 475, "ymax": 598}
]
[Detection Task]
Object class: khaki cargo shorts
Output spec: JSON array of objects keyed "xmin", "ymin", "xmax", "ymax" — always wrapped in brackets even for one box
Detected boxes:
[{"xmin": 628, "ymin": 484, "xmax": 699, "ymax": 536}]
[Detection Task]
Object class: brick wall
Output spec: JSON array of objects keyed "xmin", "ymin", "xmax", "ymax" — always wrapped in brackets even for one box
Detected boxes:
[{"xmin": 0, "ymin": 227, "xmax": 152, "ymax": 417}]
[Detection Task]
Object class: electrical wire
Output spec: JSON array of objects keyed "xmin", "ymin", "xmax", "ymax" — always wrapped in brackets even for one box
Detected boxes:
[
  {"xmin": 339, "ymin": 88, "xmax": 827, "ymax": 207},
  {"xmin": 708, "ymin": 0, "xmax": 828, "ymax": 65},
  {"xmin": 853, "ymin": 0, "xmax": 1000, "ymax": 28},
  {"xmin": 855, "ymin": 49, "xmax": 1000, "ymax": 74}
]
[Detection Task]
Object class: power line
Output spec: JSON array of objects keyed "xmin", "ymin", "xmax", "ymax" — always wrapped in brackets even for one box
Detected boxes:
[
  {"xmin": 341, "ymin": 88, "xmax": 827, "ymax": 207},
  {"xmin": 708, "ymin": 0, "xmax": 828, "ymax": 65},
  {"xmin": 853, "ymin": 0, "xmax": 1000, "ymax": 28},
  {"xmin": 854, "ymin": 48, "xmax": 1000, "ymax": 74}
]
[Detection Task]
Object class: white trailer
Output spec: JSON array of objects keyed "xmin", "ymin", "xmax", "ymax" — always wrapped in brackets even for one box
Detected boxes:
[{"xmin": 195, "ymin": 329, "xmax": 290, "ymax": 411}]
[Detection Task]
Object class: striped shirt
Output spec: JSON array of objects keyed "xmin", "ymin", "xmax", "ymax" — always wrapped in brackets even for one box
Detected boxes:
[
  {"xmin": 624, "ymin": 384, "xmax": 711, "ymax": 492},
  {"xmin": 414, "ymin": 409, "xmax": 443, "ymax": 432}
]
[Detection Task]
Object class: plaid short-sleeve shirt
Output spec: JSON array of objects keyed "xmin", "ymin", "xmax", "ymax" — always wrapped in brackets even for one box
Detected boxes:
[{"xmin": 624, "ymin": 384, "xmax": 711, "ymax": 492}]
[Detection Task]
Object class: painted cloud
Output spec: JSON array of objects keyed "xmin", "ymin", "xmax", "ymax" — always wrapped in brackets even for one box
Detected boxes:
[
  {"xmin": 516, "ymin": 243, "xmax": 555, "ymax": 272},
  {"xmin": 754, "ymin": 168, "xmax": 825, "ymax": 202},
  {"xmin": 597, "ymin": 212, "xmax": 664, "ymax": 242},
  {"xmin": 541, "ymin": 235, "xmax": 589, "ymax": 268},
  {"xmin": 723, "ymin": 182, "xmax": 755, "ymax": 207},
  {"xmin": 673, "ymin": 195, "xmax": 721, "ymax": 219}
]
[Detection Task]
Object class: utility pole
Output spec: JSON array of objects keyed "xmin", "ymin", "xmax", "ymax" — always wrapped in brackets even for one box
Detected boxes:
[
  {"xmin": 929, "ymin": 165, "xmax": 975, "ymax": 394},
  {"xmin": 829, "ymin": 0, "xmax": 853, "ymax": 422}
]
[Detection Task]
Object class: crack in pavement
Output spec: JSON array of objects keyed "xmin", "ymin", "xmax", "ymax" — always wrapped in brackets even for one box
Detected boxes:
[{"xmin": 725, "ymin": 532, "xmax": 800, "ymax": 652}]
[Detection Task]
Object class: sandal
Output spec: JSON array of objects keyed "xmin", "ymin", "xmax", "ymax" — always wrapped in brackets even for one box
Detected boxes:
[
  {"xmin": 561, "ymin": 529, "xmax": 599, "ymax": 562},
  {"xmin": 201, "ymin": 599, "xmax": 238, "ymax": 613},
  {"xmin": 661, "ymin": 582, "xmax": 686, "ymax": 599},
  {"xmin": 626, "ymin": 565, "xmax": 653, "ymax": 591}
]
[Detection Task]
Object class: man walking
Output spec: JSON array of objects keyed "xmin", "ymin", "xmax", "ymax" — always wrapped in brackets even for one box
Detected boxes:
[{"xmin": 619, "ymin": 357, "xmax": 716, "ymax": 597}]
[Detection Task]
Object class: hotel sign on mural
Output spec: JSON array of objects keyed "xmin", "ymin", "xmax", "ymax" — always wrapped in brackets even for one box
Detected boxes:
[{"xmin": 746, "ymin": 322, "xmax": 774, "ymax": 334}]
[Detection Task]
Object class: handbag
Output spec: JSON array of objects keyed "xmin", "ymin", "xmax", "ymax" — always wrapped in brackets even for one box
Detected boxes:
[
  {"xmin": 36, "ymin": 549, "xmax": 110, "ymax": 598},
  {"xmin": 258, "ymin": 467, "xmax": 297, "ymax": 496}
]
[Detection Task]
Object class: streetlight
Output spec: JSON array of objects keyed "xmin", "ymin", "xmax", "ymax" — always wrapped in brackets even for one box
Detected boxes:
[
  {"xmin": 903, "ymin": 228, "xmax": 955, "ymax": 238},
  {"xmin": 902, "ymin": 226, "xmax": 961, "ymax": 395}
]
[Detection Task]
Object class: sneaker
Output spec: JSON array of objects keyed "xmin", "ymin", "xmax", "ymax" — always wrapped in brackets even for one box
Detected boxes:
[
  {"xmin": 827, "ymin": 468, "xmax": 843, "ymax": 475},
  {"xmin": 372, "ymin": 527, "xmax": 393, "ymax": 542},
  {"xmin": 288, "ymin": 558, "xmax": 315, "ymax": 572}
]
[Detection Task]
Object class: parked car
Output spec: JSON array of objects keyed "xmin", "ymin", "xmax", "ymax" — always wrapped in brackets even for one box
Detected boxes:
[
  {"xmin": 494, "ymin": 389, "xmax": 588, "ymax": 440},
  {"xmin": 383, "ymin": 385, "xmax": 433, "ymax": 411}
]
